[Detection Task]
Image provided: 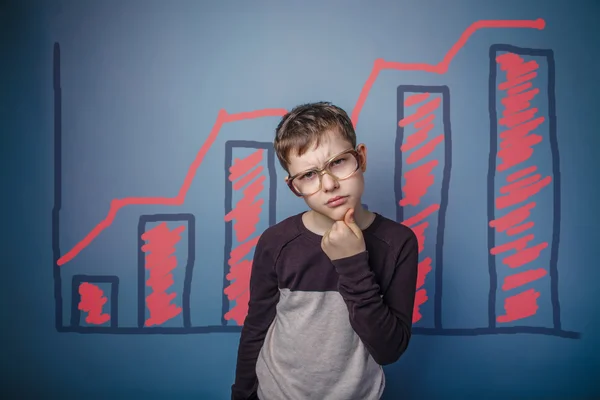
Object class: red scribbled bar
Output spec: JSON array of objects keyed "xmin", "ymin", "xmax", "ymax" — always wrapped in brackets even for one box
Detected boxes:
[
  {"xmin": 78, "ymin": 282, "xmax": 110, "ymax": 325},
  {"xmin": 224, "ymin": 146, "xmax": 269, "ymax": 326},
  {"xmin": 397, "ymin": 88, "xmax": 447, "ymax": 327},
  {"xmin": 490, "ymin": 50, "xmax": 553, "ymax": 325},
  {"xmin": 141, "ymin": 222, "xmax": 184, "ymax": 326}
]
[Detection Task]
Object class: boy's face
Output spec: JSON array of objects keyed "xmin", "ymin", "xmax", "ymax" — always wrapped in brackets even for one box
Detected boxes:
[{"xmin": 286, "ymin": 130, "xmax": 367, "ymax": 222}]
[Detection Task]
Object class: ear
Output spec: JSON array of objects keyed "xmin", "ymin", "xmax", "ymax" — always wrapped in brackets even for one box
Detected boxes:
[{"xmin": 356, "ymin": 143, "xmax": 367, "ymax": 172}]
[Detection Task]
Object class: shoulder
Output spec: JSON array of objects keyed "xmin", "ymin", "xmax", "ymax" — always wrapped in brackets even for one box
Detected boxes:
[
  {"xmin": 255, "ymin": 212, "xmax": 304, "ymax": 260},
  {"xmin": 366, "ymin": 213, "xmax": 418, "ymax": 252}
]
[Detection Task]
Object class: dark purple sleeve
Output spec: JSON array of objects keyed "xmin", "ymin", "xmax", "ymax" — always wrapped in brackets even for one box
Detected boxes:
[
  {"xmin": 231, "ymin": 235, "xmax": 280, "ymax": 400},
  {"xmin": 333, "ymin": 231, "xmax": 419, "ymax": 365}
]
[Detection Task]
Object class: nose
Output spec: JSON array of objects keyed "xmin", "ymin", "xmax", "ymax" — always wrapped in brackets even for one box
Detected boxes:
[{"xmin": 321, "ymin": 172, "xmax": 338, "ymax": 192}]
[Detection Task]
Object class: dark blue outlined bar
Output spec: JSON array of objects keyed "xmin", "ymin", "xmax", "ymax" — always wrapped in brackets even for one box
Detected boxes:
[
  {"xmin": 488, "ymin": 44, "xmax": 563, "ymax": 331},
  {"xmin": 52, "ymin": 42, "xmax": 65, "ymax": 332},
  {"xmin": 223, "ymin": 140, "xmax": 277, "ymax": 325},
  {"xmin": 71, "ymin": 275, "xmax": 119, "ymax": 328},
  {"xmin": 396, "ymin": 85, "xmax": 452, "ymax": 330},
  {"xmin": 138, "ymin": 213, "xmax": 196, "ymax": 329}
]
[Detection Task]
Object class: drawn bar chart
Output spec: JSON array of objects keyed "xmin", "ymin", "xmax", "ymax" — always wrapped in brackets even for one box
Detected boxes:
[
  {"xmin": 71, "ymin": 275, "xmax": 119, "ymax": 329},
  {"xmin": 488, "ymin": 44, "xmax": 565, "ymax": 333},
  {"xmin": 52, "ymin": 20, "xmax": 581, "ymax": 338},
  {"xmin": 396, "ymin": 85, "xmax": 451, "ymax": 329},
  {"xmin": 137, "ymin": 214, "xmax": 195, "ymax": 329},
  {"xmin": 223, "ymin": 141, "xmax": 277, "ymax": 326}
]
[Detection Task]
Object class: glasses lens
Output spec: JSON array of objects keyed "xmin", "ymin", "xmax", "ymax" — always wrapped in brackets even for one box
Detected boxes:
[
  {"xmin": 292, "ymin": 169, "xmax": 320, "ymax": 195},
  {"xmin": 291, "ymin": 152, "xmax": 358, "ymax": 195},
  {"xmin": 327, "ymin": 152, "xmax": 358, "ymax": 180}
]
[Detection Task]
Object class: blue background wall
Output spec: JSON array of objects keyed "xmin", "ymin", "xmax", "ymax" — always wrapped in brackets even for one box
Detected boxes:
[{"xmin": 3, "ymin": 0, "xmax": 600, "ymax": 398}]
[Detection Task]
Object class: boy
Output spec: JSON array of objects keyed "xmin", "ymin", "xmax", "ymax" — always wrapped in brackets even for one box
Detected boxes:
[{"xmin": 231, "ymin": 102, "xmax": 419, "ymax": 400}]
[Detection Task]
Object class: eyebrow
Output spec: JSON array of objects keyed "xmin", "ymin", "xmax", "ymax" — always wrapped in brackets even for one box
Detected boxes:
[
  {"xmin": 301, "ymin": 156, "xmax": 332, "ymax": 171},
  {"xmin": 293, "ymin": 150, "xmax": 348, "ymax": 175}
]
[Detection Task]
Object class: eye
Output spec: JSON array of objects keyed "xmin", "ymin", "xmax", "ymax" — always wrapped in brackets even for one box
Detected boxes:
[
  {"xmin": 299, "ymin": 171, "xmax": 316, "ymax": 180},
  {"xmin": 329, "ymin": 156, "xmax": 348, "ymax": 169}
]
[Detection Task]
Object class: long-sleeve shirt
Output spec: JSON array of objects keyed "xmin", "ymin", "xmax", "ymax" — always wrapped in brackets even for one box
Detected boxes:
[{"xmin": 231, "ymin": 211, "xmax": 419, "ymax": 400}]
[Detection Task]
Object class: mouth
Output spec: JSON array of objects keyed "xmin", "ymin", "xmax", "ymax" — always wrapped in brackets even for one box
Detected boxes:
[{"xmin": 326, "ymin": 196, "xmax": 348, "ymax": 206}]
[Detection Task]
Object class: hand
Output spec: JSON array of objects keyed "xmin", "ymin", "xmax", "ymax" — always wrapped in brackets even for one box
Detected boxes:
[{"xmin": 321, "ymin": 208, "xmax": 366, "ymax": 261}]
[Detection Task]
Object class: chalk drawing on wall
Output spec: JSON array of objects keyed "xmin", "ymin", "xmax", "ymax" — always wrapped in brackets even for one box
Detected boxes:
[
  {"xmin": 71, "ymin": 275, "xmax": 119, "ymax": 328},
  {"xmin": 395, "ymin": 85, "xmax": 451, "ymax": 331},
  {"xmin": 137, "ymin": 214, "xmax": 196, "ymax": 328},
  {"xmin": 51, "ymin": 19, "xmax": 581, "ymax": 339},
  {"xmin": 488, "ymin": 45, "xmax": 564, "ymax": 332},
  {"xmin": 223, "ymin": 141, "xmax": 278, "ymax": 326}
]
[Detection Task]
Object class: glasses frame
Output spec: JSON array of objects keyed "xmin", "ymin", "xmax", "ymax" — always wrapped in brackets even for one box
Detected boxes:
[{"xmin": 285, "ymin": 147, "xmax": 363, "ymax": 197}]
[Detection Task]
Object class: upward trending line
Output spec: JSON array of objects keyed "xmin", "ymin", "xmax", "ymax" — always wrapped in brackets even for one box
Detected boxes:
[{"xmin": 57, "ymin": 18, "xmax": 545, "ymax": 266}]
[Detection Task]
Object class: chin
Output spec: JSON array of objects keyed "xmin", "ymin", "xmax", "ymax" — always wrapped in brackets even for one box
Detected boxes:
[
  {"xmin": 320, "ymin": 203, "xmax": 355, "ymax": 221},
  {"xmin": 316, "ymin": 209, "xmax": 341, "ymax": 222}
]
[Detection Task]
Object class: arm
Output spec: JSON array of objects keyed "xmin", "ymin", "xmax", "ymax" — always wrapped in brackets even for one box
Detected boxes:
[
  {"xmin": 231, "ymin": 234, "xmax": 280, "ymax": 400},
  {"xmin": 333, "ymin": 231, "xmax": 419, "ymax": 365}
]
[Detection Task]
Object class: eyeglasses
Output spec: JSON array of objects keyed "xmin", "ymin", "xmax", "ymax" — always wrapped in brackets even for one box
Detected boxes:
[{"xmin": 285, "ymin": 147, "xmax": 362, "ymax": 197}]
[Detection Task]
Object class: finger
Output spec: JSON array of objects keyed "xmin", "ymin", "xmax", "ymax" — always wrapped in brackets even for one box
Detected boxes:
[
  {"xmin": 343, "ymin": 208, "xmax": 362, "ymax": 238},
  {"xmin": 321, "ymin": 233, "xmax": 329, "ymax": 249},
  {"xmin": 328, "ymin": 228, "xmax": 337, "ymax": 242},
  {"xmin": 335, "ymin": 221, "xmax": 351, "ymax": 236},
  {"xmin": 330, "ymin": 222, "xmax": 344, "ymax": 240},
  {"xmin": 334, "ymin": 221, "xmax": 346, "ymax": 231}
]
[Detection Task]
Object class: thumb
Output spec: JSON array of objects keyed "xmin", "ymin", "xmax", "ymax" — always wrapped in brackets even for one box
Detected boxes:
[{"xmin": 344, "ymin": 208, "xmax": 362, "ymax": 238}]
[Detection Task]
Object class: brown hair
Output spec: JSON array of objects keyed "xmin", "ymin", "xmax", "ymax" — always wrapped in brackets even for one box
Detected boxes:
[{"xmin": 274, "ymin": 101, "xmax": 357, "ymax": 173}]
